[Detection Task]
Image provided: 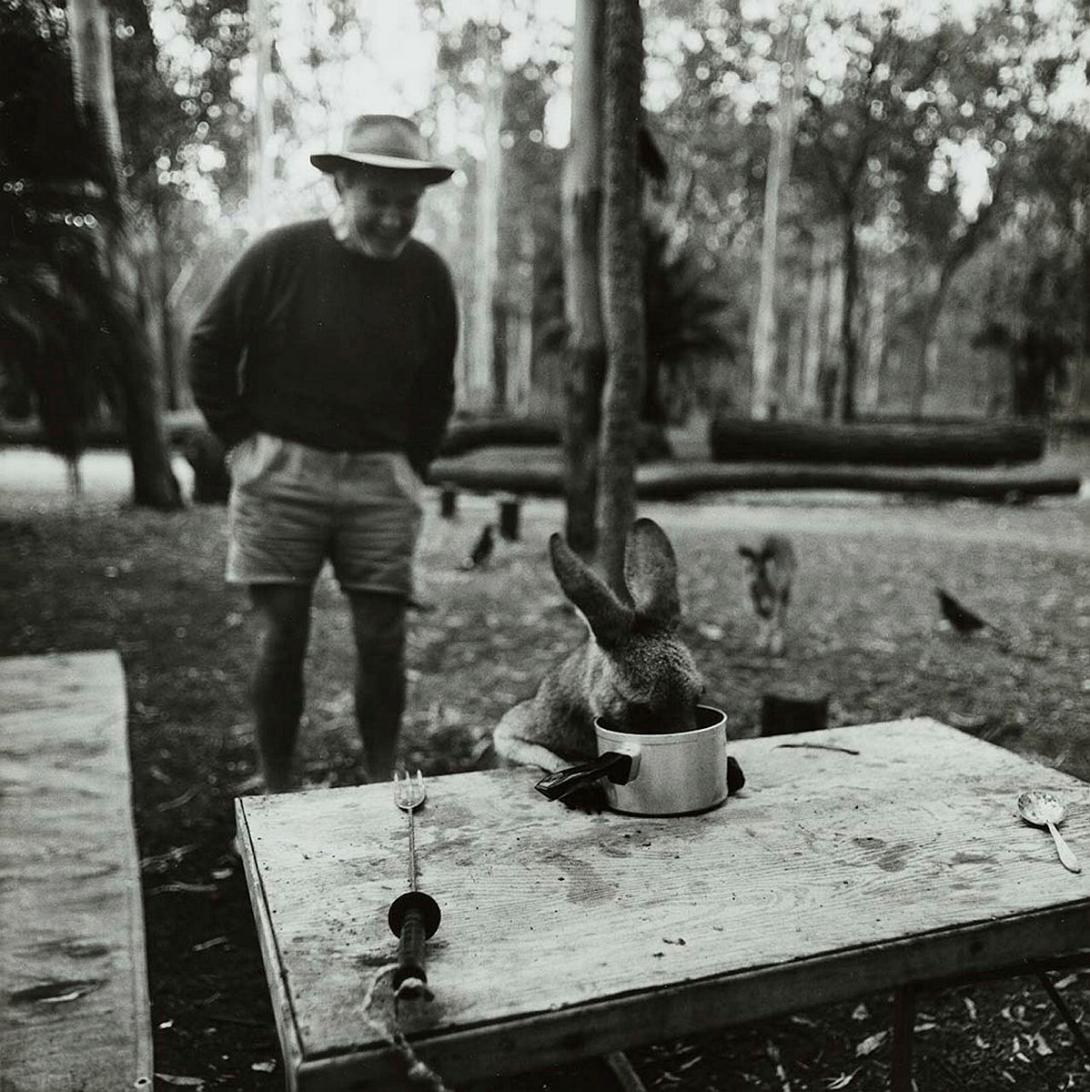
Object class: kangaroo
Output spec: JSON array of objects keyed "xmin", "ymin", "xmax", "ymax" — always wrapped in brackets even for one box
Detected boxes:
[
  {"xmin": 738, "ymin": 534, "xmax": 797, "ymax": 657},
  {"xmin": 493, "ymin": 518, "xmax": 705, "ymax": 773}
]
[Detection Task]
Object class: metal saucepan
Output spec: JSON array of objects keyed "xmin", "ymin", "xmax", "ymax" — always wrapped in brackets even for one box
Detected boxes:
[{"xmin": 535, "ymin": 705, "xmax": 744, "ymax": 816}]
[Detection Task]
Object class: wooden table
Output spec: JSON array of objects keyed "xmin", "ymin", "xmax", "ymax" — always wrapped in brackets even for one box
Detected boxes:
[{"xmin": 236, "ymin": 718, "xmax": 1090, "ymax": 1091}]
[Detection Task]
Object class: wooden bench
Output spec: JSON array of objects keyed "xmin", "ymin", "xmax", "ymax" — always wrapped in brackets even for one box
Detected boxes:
[{"xmin": 0, "ymin": 651, "xmax": 154, "ymax": 1090}]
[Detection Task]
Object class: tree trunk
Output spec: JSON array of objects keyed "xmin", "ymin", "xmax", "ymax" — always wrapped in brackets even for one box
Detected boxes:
[
  {"xmin": 750, "ymin": 25, "xmax": 802, "ymax": 420},
  {"xmin": 466, "ymin": 20, "xmax": 503, "ymax": 410},
  {"xmin": 799, "ymin": 232, "xmax": 828, "ymax": 413},
  {"xmin": 819, "ymin": 247, "xmax": 844, "ymax": 420},
  {"xmin": 506, "ymin": 213, "xmax": 535, "ymax": 413},
  {"xmin": 909, "ymin": 266, "xmax": 944, "ymax": 419},
  {"xmin": 861, "ymin": 263, "xmax": 888, "ymax": 412},
  {"xmin": 784, "ymin": 313, "xmax": 804, "ymax": 415},
  {"xmin": 837, "ymin": 213, "xmax": 861, "ymax": 422},
  {"xmin": 67, "ymin": 0, "xmax": 181, "ymax": 508},
  {"xmin": 146, "ymin": 201, "xmax": 182, "ymax": 410},
  {"xmin": 597, "ymin": 0, "xmax": 645, "ymax": 595},
  {"xmin": 250, "ymin": 0, "xmax": 273, "ymax": 232},
  {"xmin": 560, "ymin": 0, "xmax": 605, "ymax": 557}
]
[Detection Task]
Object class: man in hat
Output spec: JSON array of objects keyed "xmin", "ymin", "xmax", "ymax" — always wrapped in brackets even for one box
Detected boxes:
[{"xmin": 189, "ymin": 115, "xmax": 458, "ymax": 792}]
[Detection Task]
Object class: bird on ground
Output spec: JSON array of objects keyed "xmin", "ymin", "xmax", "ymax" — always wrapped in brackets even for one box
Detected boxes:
[
  {"xmin": 935, "ymin": 587, "xmax": 1002, "ymax": 639},
  {"xmin": 462, "ymin": 524, "xmax": 495, "ymax": 570}
]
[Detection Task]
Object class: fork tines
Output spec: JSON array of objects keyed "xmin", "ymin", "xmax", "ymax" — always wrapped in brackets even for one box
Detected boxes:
[{"xmin": 393, "ymin": 769, "xmax": 425, "ymax": 804}]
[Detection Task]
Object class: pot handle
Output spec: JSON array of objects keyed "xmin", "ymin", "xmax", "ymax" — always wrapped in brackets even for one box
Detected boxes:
[
  {"xmin": 727, "ymin": 754, "xmax": 746, "ymax": 795},
  {"xmin": 535, "ymin": 751, "xmax": 634, "ymax": 802}
]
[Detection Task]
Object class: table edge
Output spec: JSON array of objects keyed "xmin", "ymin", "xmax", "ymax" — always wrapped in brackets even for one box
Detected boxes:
[
  {"xmin": 285, "ymin": 896, "xmax": 1090, "ymax": 1090},
  {"xmin": 235, "ymin": 798, "xmax": 307, "ymax": 1091}
]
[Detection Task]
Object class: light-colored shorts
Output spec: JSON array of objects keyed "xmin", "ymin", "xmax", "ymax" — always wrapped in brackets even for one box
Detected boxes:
[{"xmin": 225, "ymin": 433, "xmax": 423, "ymax": 596}]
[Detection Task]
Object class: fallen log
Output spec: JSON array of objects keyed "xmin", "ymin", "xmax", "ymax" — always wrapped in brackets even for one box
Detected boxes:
[
  {"xmin": 439, "ymin": 416, "xmax": 561, "ymax": 457},
  {"xmin": 0, "ymin": 408, "xmax": 206, "ymax": 449},
  {"xmin": 636, "ymin": 461, "xmax": 1081, "ymax": 501},
  {"xmin": 438, "ymin": 415, "xmax": 671, "ymax": 460},
  {"xmin": 426, "ymin": 449, "xmax": 1081, "ymax": 502},
  {"xmin": 709, "ymin": 416, "xmax": 1046, "ymax": 467}
]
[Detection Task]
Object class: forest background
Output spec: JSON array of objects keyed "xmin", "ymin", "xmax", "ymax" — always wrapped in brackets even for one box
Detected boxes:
[{"xmin": 4, "ymin": 0, "xmax": 1090, "ymax": 474}]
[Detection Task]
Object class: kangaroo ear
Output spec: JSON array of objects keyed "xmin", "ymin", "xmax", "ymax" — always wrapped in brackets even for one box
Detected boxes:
[
  {"xmin": 738, "ymin": 545, "xmax": 757, "ymax": 561},
  {"xmin": 624, "ymin": 518, "xmax": 681, "ymax": 628},
  {"xmin": 549, "ymin": 533, "xmax": 631, "ymax": 648}
]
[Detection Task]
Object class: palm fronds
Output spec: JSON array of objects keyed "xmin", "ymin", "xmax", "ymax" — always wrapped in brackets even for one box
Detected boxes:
[
  {"xmin": 537, "ymin": 216, "xmax": 739, "ymax": 425},
  {"xmin": 0, "ymin": 0, "xmax": 142, "ymax": 464}
]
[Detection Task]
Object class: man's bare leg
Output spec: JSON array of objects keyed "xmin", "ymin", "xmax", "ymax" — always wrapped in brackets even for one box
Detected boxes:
[
  {"xmin": 348, "ymin": 590, "xmax": 408, "ymax": 782},
  {"xmin": 248, "ymin": 583, "xmax": 313, "ymax": 793}
]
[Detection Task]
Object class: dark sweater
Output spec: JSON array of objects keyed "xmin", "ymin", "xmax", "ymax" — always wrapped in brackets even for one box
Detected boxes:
[{"xmin": 188, "ymin": 218, "xmax": 457, "ymax": 475}]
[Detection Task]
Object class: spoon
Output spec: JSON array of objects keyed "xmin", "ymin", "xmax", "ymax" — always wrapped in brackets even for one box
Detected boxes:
[{"xmin": 1017, "ymin": 791, "xmax": 1081, "ymax": 874}]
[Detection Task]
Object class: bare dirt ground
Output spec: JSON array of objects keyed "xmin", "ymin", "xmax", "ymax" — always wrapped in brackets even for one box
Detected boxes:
[{"xmin": 2, "ymin": 440, "xmax": 1090, "ymax": 1090}]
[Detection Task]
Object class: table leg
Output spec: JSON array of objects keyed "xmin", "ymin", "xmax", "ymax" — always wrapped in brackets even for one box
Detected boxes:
[
  {"xmin": 605, "ymin": 1050, "xmax": 647, "ymax": 1092},
  {"xmin": 891, "ymin": 985, "xmax": 915, "ymax": 1092}
]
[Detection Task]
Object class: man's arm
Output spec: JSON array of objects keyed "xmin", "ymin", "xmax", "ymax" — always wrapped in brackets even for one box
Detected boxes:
[
  {"xmin": 406, "ymin": 260, "xmax": 458, "ymax": 479},
  {"xmin": 187, "ymin": 237, "xmax": 271, "ymax": 449}
]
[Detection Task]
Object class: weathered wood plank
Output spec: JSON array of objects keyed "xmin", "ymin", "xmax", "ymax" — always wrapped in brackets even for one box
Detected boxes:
[
  {"xmin": 0, "ymin": 651, "xmax": 153, "ymax": 1091},
  {"xmin": 239, "ymin": 719, "xmax": 1090, "ymax": 1089}
]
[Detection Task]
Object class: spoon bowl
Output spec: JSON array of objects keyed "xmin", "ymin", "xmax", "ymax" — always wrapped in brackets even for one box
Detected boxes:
[
  {"xmin": 1017, "ymin": 790, "xmax": 1066, "ymax": 828},
  {"xmin": 1017, "ymin": 790, "xmax": 1081, "ymax": 874}
]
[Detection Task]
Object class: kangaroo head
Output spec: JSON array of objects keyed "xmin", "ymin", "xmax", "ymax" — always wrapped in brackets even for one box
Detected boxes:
[{"xmin": 550, "ymin": 519, "xmax": 705, "ymax": 733}]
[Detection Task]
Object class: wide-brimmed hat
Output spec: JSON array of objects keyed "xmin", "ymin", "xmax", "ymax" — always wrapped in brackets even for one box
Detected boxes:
[{"xmin": 310, "ymin": 114, "xmax": 454, "ymax": 185}]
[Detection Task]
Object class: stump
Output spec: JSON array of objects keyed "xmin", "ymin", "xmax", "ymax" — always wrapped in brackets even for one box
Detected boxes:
[
  {"xmin": 439, "ymin": 483, "xmax": 458, "ymax": 519},
  {"xmin": 760, "ymin": 687, "xmax": 829, "ymax": 736},
  {"xmin": 498, "ymin": 494, "xmax": 521, "ymax": 541}
]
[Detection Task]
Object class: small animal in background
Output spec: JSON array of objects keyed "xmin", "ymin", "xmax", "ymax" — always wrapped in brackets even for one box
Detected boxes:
[
  {"xmin": 462, "ymin": 523, "xmax": 495, "ymax": 571},
  {"xmin": 935, "ymin": 587, "xmax": 1005, "ymax": 641},
  {"xmin": 739, "ymin": 534, "xmax": 797, "ymax": 657},
  {"xmin": 493, "ymin": 518, "xmax": 706, "ymax": 773}
]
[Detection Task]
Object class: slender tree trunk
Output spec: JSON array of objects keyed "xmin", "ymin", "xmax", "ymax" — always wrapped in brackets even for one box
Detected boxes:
[
  {"xmin": 750, "ymin": 22, "xmax": 802, "ymax": 420},
  {"xmin": 67, "ymin": 0, "xmax": 181, "ymax": 508},
  {"xmin": 862, "ymin": 262, "xmax": 888, "ymax": 412},
  {"xmin": 837, "ymin": 213, "xmax": 861, "ymax": 422},
  {"xmin": 1071, "ymin": 237, "xmax": 1090, "ymax": 415},
  {"xmin": 819, "ymin": 247, "xmax": 844, "ymax": 420},
  {"xmin": 507, "ymin": 214, "xmax": 535, "ymax": 413},
  {"xmin": 561, "ymin": 0, "xmax": 605, "ymax": 556},
  {"xmin": 250, "ymin": 0, "xmax": 274, "ymax": 232},
  {"xmin": 784, "ymin": 314, "xmax": 804, "ymax": 415},
  {"xmin": 467, "ymin": 20, "xmax": 503, "ymax": 410},
  {"xmin": 147, "ymin": 201, "xmax": 181, "ymax": 409},
  {"xmin": 909, "ymin": 266, "xmax": 939, "ymax": 419},
  {"xmin": 799, "ymin": 232, "xmax": 828, "ymax": 413},
  {"xmin": 598, "ymin": 0, "xmax": 645, "ymax": 595}
]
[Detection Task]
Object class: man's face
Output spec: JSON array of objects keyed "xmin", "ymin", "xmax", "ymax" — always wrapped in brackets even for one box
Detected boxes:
[{"xmin": 337, "ymin": 169, "xmax": 424, "ymax": 260}]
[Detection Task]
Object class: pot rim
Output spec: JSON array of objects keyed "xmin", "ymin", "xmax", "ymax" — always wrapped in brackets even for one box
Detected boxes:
[{"xmin": 594, "ymin": 703, "xmax": 727, "ymax": 746}]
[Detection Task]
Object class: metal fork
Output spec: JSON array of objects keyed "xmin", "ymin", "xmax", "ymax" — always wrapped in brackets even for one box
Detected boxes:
[
  {"xmin": 393, "ymin": 770, "xmax": 427, "ymax": 890},
  {"xmin": 389, "ymin": 771, "xmax": 441, "ymax": 996}
]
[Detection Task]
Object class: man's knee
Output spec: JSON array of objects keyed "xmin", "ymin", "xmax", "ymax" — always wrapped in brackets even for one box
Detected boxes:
[
  {"xmin": 349, "ymin": 592, "xmax": 407, "ymax": 660},
  {"xmin": 250, "ymin": 585, "xmax": 312, "ymax": 664}
]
